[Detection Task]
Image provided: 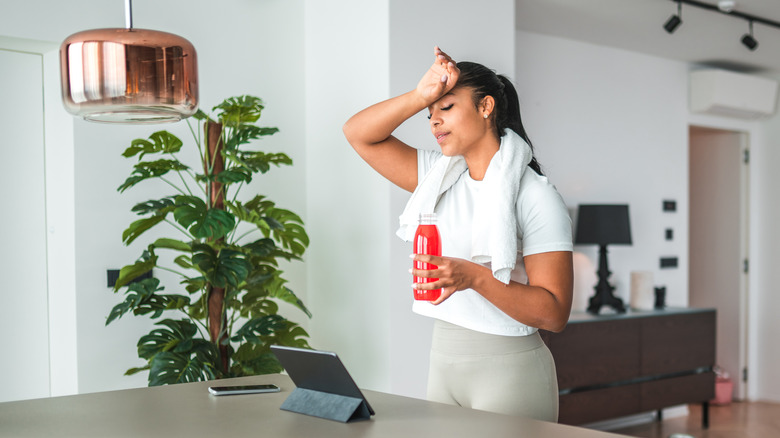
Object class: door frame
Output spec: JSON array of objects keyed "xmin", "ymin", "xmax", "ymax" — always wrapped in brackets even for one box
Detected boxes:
[
  {"xmin": 0, "ymin": 35, "xmax": 78, "ymax": 397},
  {"xmin": 688, "ymin": 124, "xmax": 750, "ymax": 400}
]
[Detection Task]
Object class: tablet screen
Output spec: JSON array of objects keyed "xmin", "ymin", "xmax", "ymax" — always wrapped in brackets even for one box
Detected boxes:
[{"xmin": 270, "ymin": 345, "xmax": 375, "ymax": 415}]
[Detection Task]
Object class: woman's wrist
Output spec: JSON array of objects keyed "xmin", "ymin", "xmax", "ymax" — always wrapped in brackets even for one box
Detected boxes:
[
  {"xmin": 469, "ymin": 261, "xmax": 495, "ymax": 292},
  {"xmin": 405, "ymin": 89, "xmax": 433, "ymax": 113}
]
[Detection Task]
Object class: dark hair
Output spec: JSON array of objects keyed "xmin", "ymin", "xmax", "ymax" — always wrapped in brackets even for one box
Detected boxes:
[{"xmin": 455, "ymin": 61, "xmax": 543, "ymax": 175}]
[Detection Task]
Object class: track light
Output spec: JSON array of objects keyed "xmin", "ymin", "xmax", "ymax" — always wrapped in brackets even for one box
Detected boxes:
[
  {"xmin": 664, "ymin": 15, "xmax": 682, "ymax": 33},
  {"xmin": 741, "ymin": 20, "xmax": 758, "ymax": 51},
  {"xmin": 664, "ymin": 1, "xmax": 683, "ymax": 33},
  {"xmin": 663, "ymin": 1, "xmax": 780, "ymax": 53}
]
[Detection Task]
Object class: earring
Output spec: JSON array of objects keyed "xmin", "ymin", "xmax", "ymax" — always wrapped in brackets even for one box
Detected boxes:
[{"xmin": 483, "ymin": 114, "xmax": 488, "ymax": 119}]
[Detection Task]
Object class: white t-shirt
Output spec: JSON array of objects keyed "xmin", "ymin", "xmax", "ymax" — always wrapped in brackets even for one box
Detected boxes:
[{"xmin": 411, "ymin": 149, "xmax": 573, "ymax": 336}]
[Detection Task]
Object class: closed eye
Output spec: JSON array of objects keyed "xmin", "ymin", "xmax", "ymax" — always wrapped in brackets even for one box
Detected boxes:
[{"xmin": 427, "ymin": 104, "xmax": 454, "ymax": 120}]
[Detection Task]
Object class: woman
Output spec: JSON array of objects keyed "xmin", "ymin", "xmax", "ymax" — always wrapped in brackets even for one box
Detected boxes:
[{"xmin": 342, "ymin": 47, "xmax": 573, "ymax": 421}]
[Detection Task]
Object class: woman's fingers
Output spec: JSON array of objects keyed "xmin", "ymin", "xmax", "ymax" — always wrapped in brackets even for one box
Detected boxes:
[
  {"xmin": 412, "ymin": 253, "xmax": 444, "ymax": 264},
  {"xmin": 410, "ymin": 252, "xmax": 483, "ymax": 306},
  {"xmin": 416, "ymin": 47, "xmax": 459, "ymax": 103},
  {"xmin": 431, "ymin": 287, "xmax": 456, "ymax": 305},
  {"xmin": 411, "ymin": 254, "xmax": 473, "ymax": 300},
  {"xmin": 434, "ymin": 46, "xmax": 452, "ymax": 63}
]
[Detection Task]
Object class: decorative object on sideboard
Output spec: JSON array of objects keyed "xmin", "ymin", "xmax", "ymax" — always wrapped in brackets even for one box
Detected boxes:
[
  {"xmin": 630, "ymin": 271, "xmax": 654, "ymax": 311},
  {"xmin": 654, "ymin": 286, "xmax": 667, "ymax": 309},
  {"xmin": 59, "ymin": 0, "xmax": 198, "ymax": 123},
  {"xmin": 571, "ymin": 252, "xmax": 597, "ymax": 312},
  {"xmin": 574, "ymin": 204, "xmax": 632, "ymax": 314}
]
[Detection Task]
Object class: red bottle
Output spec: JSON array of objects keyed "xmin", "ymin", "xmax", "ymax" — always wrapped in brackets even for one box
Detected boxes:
[{"xmin": 413, "ymin": 213, "xmax": 442, "ymax": 301}]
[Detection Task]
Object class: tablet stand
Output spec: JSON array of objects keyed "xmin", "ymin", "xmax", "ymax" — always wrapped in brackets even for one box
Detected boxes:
[{"xmin": 280, "ymin": 388, "xmax": 372, "ymax": 423}]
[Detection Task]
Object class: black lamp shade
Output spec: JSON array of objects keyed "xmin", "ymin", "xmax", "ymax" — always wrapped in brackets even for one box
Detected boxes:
[{"xmin": 575, "ymin": 205, "xmax": 632, "ymax": 246}]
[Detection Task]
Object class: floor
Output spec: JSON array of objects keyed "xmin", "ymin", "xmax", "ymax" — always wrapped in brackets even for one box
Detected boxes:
[{"xmin": 609, "ymin": 402, "xmax": 780, "ymax": 438}]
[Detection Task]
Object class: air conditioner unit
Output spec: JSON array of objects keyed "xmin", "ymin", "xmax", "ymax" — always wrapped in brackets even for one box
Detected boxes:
[{"xmin": 689, "ymin": 69, "xmax": 778, "ymax": 119}]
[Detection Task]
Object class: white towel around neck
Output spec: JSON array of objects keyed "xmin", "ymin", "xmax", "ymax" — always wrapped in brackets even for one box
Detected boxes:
[{"xmin": 396, "ymin": 129, "xmax": 532, "ymax": 284}]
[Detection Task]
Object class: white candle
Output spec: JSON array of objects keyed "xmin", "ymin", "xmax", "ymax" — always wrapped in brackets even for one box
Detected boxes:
[{"xmin": 630, "ymin": 271, "xmax": 654, "ymax": 310}]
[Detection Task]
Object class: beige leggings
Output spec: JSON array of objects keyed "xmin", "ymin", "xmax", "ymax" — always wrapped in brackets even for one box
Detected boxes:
[{"xmin": 427, "ymin": 320, "xmax": 559, "ymax": 422}]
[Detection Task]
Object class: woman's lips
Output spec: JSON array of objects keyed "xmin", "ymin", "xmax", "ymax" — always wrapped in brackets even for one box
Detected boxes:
[{"xmin": 435, "ymin": 132, "xmax": 449, "ymax": 144}]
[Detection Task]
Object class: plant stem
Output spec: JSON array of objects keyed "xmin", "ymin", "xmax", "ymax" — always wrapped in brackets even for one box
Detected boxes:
[
  {"xmin": 187, "ymin": 118, "xmax": 205, "ymax": 165},
  {"xmin": 159, "ymin": 177, "xmax": 188, "ymax": 196},
  {"xmin": 182, "ymin": 168, "xmax": 208, "ymax": 197},
  {"xmin": 164, "ymin": 219, "xmax": 194, "ymax": 240},
  {"xmin": 233, "ymin": 228, "xmax": 258, "ymax": 244},
  {"xmin": 205, "ymin": 120, "xmax": 230, "ymax": 375},
  {"xmin": 168, "ymin": 154, "xmax": 194, "ymax": 196},
  {"xmin": 154, "ymin": 264, "xmax": 189, "ymax": 278},
  {"xmin": 186, "ymin": 310, "xmax": 209, "ymax": 338},
  {"xmin": 230, "ymin": 181, "xmax": 245, "ymax": 203}
]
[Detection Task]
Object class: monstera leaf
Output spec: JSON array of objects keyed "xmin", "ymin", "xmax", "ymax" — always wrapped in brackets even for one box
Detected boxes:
[
  {"xmin": 192, "ymin": 244, "xmax": 251, "ymax": 289},
  {"xmin": 174, "ymin": 196, "xmax": 235, "ymax": 240},
  {"xmin": 106, "ymin": 278, "xmax": 189, "ymax": 325},
  {"xmin": 122, "ymin": 131, "xmax": 184, "ymax": 159},
  {"xmin": 138, "ymin": 319, "xmax": 221, "ymax": 385}
]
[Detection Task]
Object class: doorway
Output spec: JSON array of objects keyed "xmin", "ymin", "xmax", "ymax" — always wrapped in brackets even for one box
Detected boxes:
[
  {"xmin": 0, "ymin": 48, "xmax": 51, "ymax": 402},
  {"xmin": 688, "ymin": 125, "xmax": 749, "ymax": 400},
  {"xmin": 0, "ymin": 37, "xmax": 78, "ymax": 401}
]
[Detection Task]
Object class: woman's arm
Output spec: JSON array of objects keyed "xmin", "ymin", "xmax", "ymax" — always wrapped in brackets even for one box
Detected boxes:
[
  {"xmin": 342, "ymin": 91, "xmax": 427, "ymax": 192},
  {"xmin": 342, "ymin": 47, "xmax": 460, "ymax": 192},
  {"xmin": 412, "ymin": 251, "xmax": 574, "ymax": 332}
]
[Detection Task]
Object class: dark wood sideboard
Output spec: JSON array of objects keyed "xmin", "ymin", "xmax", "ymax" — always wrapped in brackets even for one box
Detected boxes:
[{"xmin": 540, "ymin": 307, "xmax": 716, "ymax": 427}]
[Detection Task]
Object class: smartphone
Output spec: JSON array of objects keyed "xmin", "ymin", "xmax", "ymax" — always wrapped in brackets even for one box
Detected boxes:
[{"xmin": 208, "ymin": 384, "xmax": 280, "ymax": 396}]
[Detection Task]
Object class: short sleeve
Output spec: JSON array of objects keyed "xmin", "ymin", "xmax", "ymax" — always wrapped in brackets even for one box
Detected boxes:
[
  {"xmin": 417, "ymin": 149, "xmax": 443, "ymax": 186},
  {"xmin": 516, "ymin": 173, "xmax": 573, "ymax": 256}
]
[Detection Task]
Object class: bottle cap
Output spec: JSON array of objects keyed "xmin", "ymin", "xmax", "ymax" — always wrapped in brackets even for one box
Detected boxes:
[{"xmin": 418, "ymin": 213, "xmax": 437, "ymax": 224}]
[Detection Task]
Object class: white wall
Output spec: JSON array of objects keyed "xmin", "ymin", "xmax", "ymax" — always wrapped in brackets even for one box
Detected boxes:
[
  {"xmin": 304, "ymin": 0, "xmax": 393, "ymax": 392},
  {"xmin": 515, "ymin": 31, "xmax": 690, "ymax": 309}
]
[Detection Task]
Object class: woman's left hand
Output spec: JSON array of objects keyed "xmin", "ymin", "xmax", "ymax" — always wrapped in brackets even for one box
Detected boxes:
[{"xmin": 411, "ymin": 254, "xmax": 486, "ymax": 305}]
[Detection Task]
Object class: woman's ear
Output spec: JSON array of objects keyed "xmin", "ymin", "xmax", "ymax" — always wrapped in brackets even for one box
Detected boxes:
[{"xmin": 480, "ymin": 95, "xmax": 495, "ymax": 118}]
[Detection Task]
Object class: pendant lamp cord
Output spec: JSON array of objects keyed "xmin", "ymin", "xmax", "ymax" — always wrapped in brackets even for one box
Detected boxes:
[{"xmin": 125, "ymin": 0, "xmax": 133, "ymax": 30}]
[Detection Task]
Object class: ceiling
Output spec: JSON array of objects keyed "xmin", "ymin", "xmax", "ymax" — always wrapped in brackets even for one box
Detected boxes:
[{"xmin": 516, "ymin": 0, "xmax": 780, "ymax": 74}]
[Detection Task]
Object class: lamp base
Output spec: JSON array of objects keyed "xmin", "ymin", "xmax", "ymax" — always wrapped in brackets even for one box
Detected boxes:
[
  {"xmin": 587, "ymin": 244, "xmax": 627, "ymax": 314},
  {"xmin": 587, "ymin": 283, "xmax": 626, "ymax": 314}
]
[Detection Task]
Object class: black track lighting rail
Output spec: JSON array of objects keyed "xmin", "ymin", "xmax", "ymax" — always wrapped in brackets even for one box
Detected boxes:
[{"xmin": 673, "ymin": 0, "xmax": 780, "ymax": 30}]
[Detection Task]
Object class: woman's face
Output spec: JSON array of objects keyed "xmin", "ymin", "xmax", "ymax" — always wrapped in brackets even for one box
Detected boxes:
[{"xmin": 427, "ymin": 87, "xmax": 493, "ymax": 157}]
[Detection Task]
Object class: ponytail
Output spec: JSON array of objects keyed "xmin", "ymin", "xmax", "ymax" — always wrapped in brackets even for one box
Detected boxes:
[{"xmin": 455, "ymin": 62, "xmax": 543, "ymax": 175}]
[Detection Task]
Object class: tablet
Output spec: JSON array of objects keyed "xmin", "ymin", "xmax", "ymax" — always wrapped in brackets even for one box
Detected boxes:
[{"xmin": 270, "ymin": 345, "xmax": 375, "ymax": 416}]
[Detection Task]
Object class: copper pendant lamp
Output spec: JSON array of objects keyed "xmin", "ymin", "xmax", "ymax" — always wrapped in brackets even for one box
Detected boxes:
[{"xmin": 60, "ymin": 0, "xmax": 198, "ymax": 123}]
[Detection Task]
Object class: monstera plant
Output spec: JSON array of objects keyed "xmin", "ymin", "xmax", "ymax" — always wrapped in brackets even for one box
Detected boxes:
[{"xmin": 107, "ymin": 95, "xmax": 311, "ymax": 386}]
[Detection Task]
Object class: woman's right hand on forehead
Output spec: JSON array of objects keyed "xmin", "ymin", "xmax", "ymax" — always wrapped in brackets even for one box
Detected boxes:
[{"xmin": 416, "ymin": 46, "xmax": 460, "ymax": 105}]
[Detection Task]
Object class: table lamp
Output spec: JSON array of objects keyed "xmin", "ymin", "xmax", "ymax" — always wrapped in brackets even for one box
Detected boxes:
[{"xmin": 575, "ymin": 204, "xmax": 632, "ymax": 314}]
